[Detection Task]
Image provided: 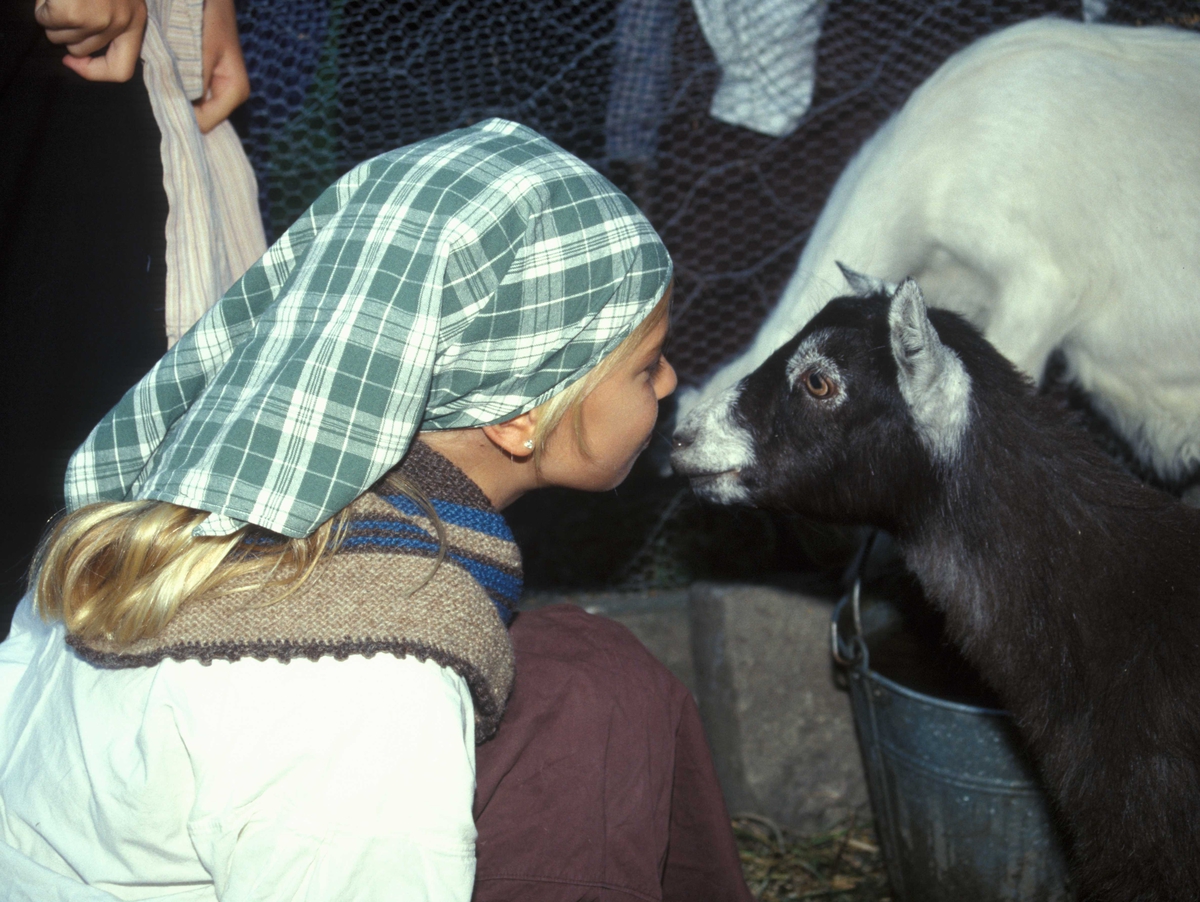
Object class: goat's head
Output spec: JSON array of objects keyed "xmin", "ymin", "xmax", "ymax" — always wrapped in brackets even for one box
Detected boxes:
[{"xmin": 671, "ymin": 276, "xmax": 974, "ymax": 530}]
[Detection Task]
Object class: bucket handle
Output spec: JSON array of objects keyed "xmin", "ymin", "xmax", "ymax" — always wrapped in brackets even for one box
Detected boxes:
[
  {"xmin": 831, "ymin": 529, "xmax": 878, "ymax": 670},
  {"xmin": 831, "ymin": 577, "xmax": 870, "ymax": 671}
]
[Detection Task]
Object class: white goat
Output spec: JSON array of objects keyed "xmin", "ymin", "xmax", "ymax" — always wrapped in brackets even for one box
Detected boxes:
[{"xmin": 687, "ymin": 18, "xmax": 1200, "ymax": 484}]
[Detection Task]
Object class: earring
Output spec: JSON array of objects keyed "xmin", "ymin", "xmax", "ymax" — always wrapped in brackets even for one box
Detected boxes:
[{"xmin": 523, "ymin": 439, "xmax": 535, "ymax": 451}]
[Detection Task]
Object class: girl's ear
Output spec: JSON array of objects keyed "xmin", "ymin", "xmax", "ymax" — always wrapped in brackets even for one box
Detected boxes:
[{"xmin": 482, "ymin": 412, "xmax": 537, "ymax": 457}]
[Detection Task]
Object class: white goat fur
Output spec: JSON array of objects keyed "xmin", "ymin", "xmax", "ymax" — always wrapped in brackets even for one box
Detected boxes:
[{"xmin": 690, "ymin": 19, "xmax": 1200, "ymax": 482}]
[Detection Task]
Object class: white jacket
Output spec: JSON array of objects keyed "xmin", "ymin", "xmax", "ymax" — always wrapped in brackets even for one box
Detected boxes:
[{"xmin": 0, "ymin": 595, "xmax": 477, "ymax": 901}]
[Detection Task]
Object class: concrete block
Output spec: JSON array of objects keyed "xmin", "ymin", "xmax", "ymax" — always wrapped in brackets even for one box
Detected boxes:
[{"xmin": 689, "ymin": 582, "xmax": 867, "ymax": 833}]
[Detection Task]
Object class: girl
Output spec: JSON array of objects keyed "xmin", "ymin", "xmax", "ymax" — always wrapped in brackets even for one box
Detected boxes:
[{"xmin": 0, "ymin": 119, "xmax": 751, "ymax": 901}]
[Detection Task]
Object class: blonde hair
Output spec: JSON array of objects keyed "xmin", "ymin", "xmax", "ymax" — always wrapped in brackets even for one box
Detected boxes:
[
  {"xmin": 33, "ymin": 501, "xmax": 348, "ymax": 646},
  {"xmin": 34, "ymin": 290, "xmax": 669, "ymax": 647},
  {"xmin": 528, "ymin": 289, "xmax": 670, "ymax": 464}
]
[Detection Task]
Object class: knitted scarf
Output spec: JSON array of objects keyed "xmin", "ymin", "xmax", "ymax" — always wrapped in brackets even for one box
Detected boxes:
[{"xmin": 68, "ymin": 442, "xmax": 519, "ymax": 742}]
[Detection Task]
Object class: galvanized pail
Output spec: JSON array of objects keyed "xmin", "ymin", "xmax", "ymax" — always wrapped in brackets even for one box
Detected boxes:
[{"xmin": 831, "ymin": 585, "xmax": 1073, "ymax": 901}]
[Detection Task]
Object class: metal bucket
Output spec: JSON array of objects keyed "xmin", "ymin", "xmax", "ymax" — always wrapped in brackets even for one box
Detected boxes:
[{"xmin": 831, "ymin": 583, "xmax": 1073, "ymax": 901}]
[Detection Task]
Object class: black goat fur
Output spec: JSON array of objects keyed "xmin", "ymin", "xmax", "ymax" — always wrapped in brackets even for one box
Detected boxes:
[{"xmin": 677, "ymin": 293, "xmax": 1200, "ymax": 901}]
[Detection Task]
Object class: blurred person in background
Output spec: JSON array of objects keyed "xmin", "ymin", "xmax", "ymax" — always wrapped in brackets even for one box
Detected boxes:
[{"xmin": 0, "ymin": 0, "xmax": 264, "ymax": 629}]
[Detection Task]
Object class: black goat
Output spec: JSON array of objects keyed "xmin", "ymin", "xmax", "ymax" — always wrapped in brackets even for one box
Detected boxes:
[{"xmin": 672, "ymin": 278, "xmax": 1200, "ymax": 901}]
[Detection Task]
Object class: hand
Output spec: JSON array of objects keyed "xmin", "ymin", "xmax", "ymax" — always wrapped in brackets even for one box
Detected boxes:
[
  {"xmin": 35, "ymin": 0, "xmax": 147, "ymax": 83},
  {"xmin": 193, "ymin": 0, "xmax": 250, "ymax": 134}
]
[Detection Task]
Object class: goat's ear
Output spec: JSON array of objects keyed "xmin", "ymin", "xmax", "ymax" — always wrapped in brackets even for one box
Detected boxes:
[
  {"xmin": 837, "ymin": 262, "xmax": 897, "ymax": 297},
  {"xmin": 888, "ymin": 279, "xmax": 937, "ymax": 361},
  {"xmin": 888, "ymin": 279, "xmax": 972, "ymax": 462}
]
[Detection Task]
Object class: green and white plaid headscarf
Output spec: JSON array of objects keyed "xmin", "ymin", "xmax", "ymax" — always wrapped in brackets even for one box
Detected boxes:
[{"xmin": 65, "ymin": 119, "xmax": 672, "ymax": 538}]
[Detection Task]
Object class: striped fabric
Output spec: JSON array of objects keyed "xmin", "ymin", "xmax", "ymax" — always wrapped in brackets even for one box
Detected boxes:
[
  {"xmin": 360, "ymin": 495, "xmax": 522, "ymax": 626},
  {"xmin": 65, "ymin": 118, "xmax": 673, "ymax": 539},
  {"xmin": 141, "ymin": 0, "xmax": 267, "ymax": 344},
  {"xmin": 348, "ymin": 440, "xmax": 524, "ymax": 627}
]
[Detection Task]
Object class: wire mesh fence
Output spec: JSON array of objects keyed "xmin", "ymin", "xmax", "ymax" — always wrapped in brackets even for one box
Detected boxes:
[{"xmin": 235, "ymin": 0, "xmax": 1198, "ymax": 591}]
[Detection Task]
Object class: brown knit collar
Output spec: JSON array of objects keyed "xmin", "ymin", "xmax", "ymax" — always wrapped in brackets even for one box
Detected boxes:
[{"xmin": 69, "ymin": 441, "xmax": 521, "ymax": 742}]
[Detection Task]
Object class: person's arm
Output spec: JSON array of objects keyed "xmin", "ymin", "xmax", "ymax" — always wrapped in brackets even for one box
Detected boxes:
[
  {"xmin": 34, "ymin": 0, "xmax": 146, "ymax": 83},
  {"xmin": 33, "ymin": 0, "xmax": 249, "ymax": 133},
  {"xmin": 178, "ymin": 654, "xmax": 478, "ymax": 901},
  {"xmin": 192, "ymin": 0, "xmax": 249, "ymax": 134}
]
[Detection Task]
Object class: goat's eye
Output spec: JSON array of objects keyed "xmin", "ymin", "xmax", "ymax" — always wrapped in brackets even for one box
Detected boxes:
[{"xmin": 803, "ymin": 369, "xmax": 834, "ymax": 398}]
